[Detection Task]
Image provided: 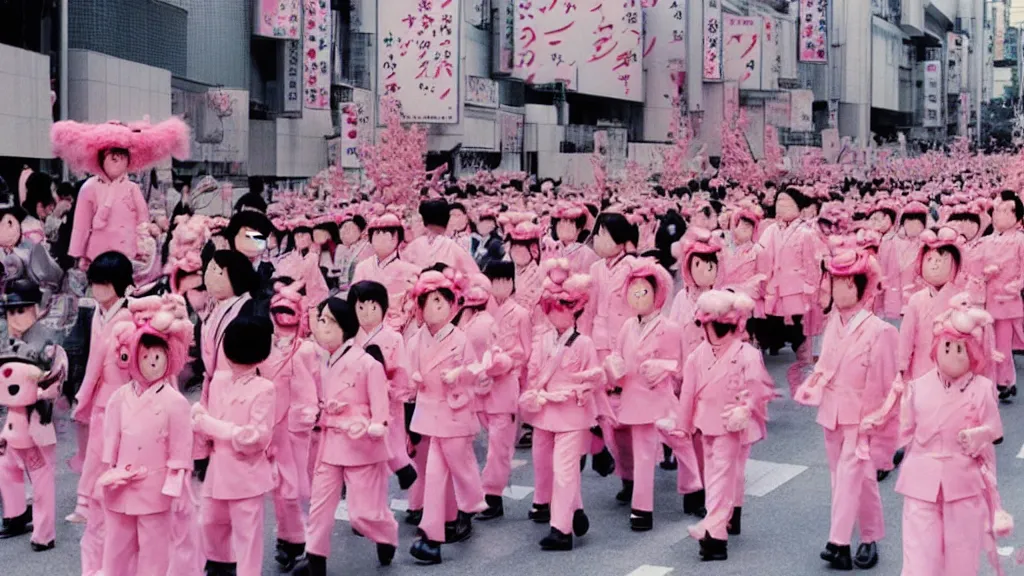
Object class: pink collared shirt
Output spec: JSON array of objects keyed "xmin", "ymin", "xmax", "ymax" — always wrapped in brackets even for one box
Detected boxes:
[{"xmin": 69, "ymin": 175, "xmax": 149, "ymax": 261}]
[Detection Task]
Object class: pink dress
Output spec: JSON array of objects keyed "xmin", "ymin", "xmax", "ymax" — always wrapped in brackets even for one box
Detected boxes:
[
  {"xmin": 69, "ymin": 175, "xmax": 150, "ymax": 262},
  {"xmin": 758, "ymin": 220, "xmax": 820, "ymax": 319}
]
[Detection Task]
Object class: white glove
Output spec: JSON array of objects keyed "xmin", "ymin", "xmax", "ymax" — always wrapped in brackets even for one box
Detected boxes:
[
  {"xmin": 639, "ymin": 359, "xmax": 677, "ymax": 386},
  {"xmin": 958, "ymin": 426, "xmax": 994, "ymax": 457},
  {"xmin": 604, "ymin": 355, "xmax": 627, "ymax": 381},
  {"xmin": 722, "ymin": 405, "xmax": 751, "ymax": 433},
  {"xmin": 366, "ymin": 423, "xmax": 387, "ymax": 438},
  {"xmin": 442, "ymin": 368, "xmax": 463, "ymax": 386}
]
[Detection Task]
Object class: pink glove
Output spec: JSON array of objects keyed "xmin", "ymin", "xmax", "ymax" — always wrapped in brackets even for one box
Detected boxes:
[
  {"xmin": 571, "ymin": 367, "xmax": 605, "ymax": 386},
  {"xmin": 958, "ymin": 426, "xmax": 995, "ymax": 457},
  {"xmin": 994, "ymin": 509, "xmax": 1014, "ymax": 538},
  {"xmin": 486, "ymin": 352, "xmax": 513, "ymax": 377},
  {"xmin": 410, "ymin": 371, "xmax": 424, "ymax": 387},
  {"xmin": 722, "ymin": 404, "xmax": 751, "ymax": 433},
  {"xmin": 793, "ymin": 372, "xmax": 824, "ymax": 406},
  {"xmin": 639, "ymin": 359, "xmax": 677, "ymax": 386},
  {"xmin": 324, "ymin": 399, "xmax": 348, "ymax": 415},
  {"xmin": 604, "ymin": 355, "xmax": 627, "ymax": 381},
  {"xmin": 447, "ymin": 389, "xmax": 471, "ymax": 410},
  {"xmin": 97, "ymin": 466, "xmax": 148, "ymax": 489},
  {"xmin": 519, "ymin": 390, "xmax": 543, "ymax": 413}
]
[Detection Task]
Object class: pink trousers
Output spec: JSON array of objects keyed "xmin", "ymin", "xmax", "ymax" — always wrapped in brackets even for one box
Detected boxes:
[
  {"xmin": 480, "ymin": 413, "xmax": 517, "ymax": 496},
  {"xmin": 270, "ymin": 422, "xmax": 305, "ymax": 544},
  {"xmin": 306, "ymin": 461, "xmax": 398, "ymax": 556},
  {"xmin": 168, "ymin": 482, "xmax": 203, "ymax": 576},
  {"xmin": 102, "ymin": 509, "xmax": 170, "ymax": 576},
  {"xmin": 689, "ymin": 433, "xmax": 742, "ymax": 540},
  {"xmin": 900, "ymin": 493, "xmax": 985, "ymax": 576},
  {"xmin": 307, "ymin": 428, "xmax": 322, "ymax": 485},
  {"xmin": 200, "ymin": 496, "xmax": 265, "ymax": 576},
  {"xmin": 79, "ymin": 410, "xmax": 108, "ymax": 575},
  {"xmin": 419, "ymin": 436, "xmax": 486, "ymax": 543},
  {"xmin": 992, "ymin": 318, "xmax": 1022, "ymax": 387},
  {"xmin": 407, "ymin": 434, "xmax": 430, "ymax": 512},
  {"xmin": 735, "ymin": 444, "xmax": 751, "ymax": 506},
  {"xmin": 0, "ymin": 444, "xmax": 55, "ymax": 546},
  {"xmin": 532, "ymin": 429, "xmax": 587, "ymax": 535},
  {"xmin": 70, "ymin": 421, "xmax": 89, "ymax": 473},
  {"xmin": 627, "ymin": 424, "xmax": 661, "ymax": 512},
  {"xmin": 659, "ymin": 429, "xmax": 703, "ymax": 494},
  {"xmin": 599, "ymin": 420, "xmax": 635, "ymax": 481},
  {"xmin": 387, "ymin": 402, "xmax": 412, "ymax": 473},
  {"xmin": 291, "ymin": 430, "xmax": 312, "ymax": 502},
  {"xmin": 823, "ymin": 425, "xmax": 885, "ymax": 545}
]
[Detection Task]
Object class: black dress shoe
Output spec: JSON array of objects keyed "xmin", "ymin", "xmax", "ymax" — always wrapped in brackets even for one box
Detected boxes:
[
  {"xmin": 478, "ymin": 494, "xmax": 504, "ymax": 521},
  {"xmin": 539, "ymin": 527, "xmax": 573, "ymax": 551},
  {"xmin": 516, "ymin": 428, "xmax": 533, "ymax": 449},
  {"xmin": 820, "ymin": 542, "xmax": 839, "ymax": 562},
  {"xmin": 659, "ymin": 444, "xmax": 677, "ymax": 470},
  {"xmin": 203, "ymin": 561, "xmax": 237, "ymax": 576},
  {"xmin": 377, "ymin": 543, "xmax": 397, "ymax": 566},
  {"xmin": 876, "ymin": 469, "xmax": 890, "ymax": 482},
  {"xmin": 572, "ymin": 509, "xmax": 590, "ymax": 537},
  {"xmin": 579, "ymin": 454, "xmax": 587, "ymax": 471},
  {"xmin": 822, "ymin": 543, "xmax": 853, "ymax": 570},
  {"xmin": 682, "ymin": 490, "xmax": 707, "ymax": 518},
  {"xmin": 528, "ymin": 503, "xmax": 551, "ymax": 523},
  {"xmin": 291, "ymin": 553, "xmax": 327, "ymax": 576},
  {"xmin": 591, "ymin": 446, "xmax": 616, "ymax": 477},
  {"xmin": 999, "ymin": 385, "xmax": 1018, "ymax": 401},
  {"xmin": 409, "ymin": 538, "xmax": 442, "ymax": 564},
  {"xmin": 726, "ymin": 507, "xmax": 742, "ymax": 536},
  {"xmin": 274, "ymin": 539, "xmax": 306, "ymax": 571},
  {"xmin": 396, "ymin": 464, "xmax": 418, "ymax": 490},
  {"xmin": 629, "ymin": 509, "xmax": 653, "ymax": 532},
  {"xmin": 30, "ymin": 540, "xmax": 54, "ymax": 552},
  {"xmin": 445, "ymin": 511, "xmax": 472, "ymax": 543},
  {"xmin": 404, "ymin": 508, "xmax": 423, "ymax": 526},
  {"xmin": 615, "ymin": 479, "xmax": 634, "ymax": 504},
  {"xmin": 853, "ymin": 542, "xmax": 878, "ymax": 569},
  {"xmin": 698, "ymin": 532, "xmax": 727, "ymax": 561},
  {"xmin": 0, "ymin": 506, "xmax": 32, "ymax": 539}
]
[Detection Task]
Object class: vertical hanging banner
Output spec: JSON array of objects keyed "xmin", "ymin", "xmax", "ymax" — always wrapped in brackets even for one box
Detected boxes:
[
  {"xmin": 279, "ymin": 40, "xmax": 303, "ymax": 114},
  {"xmin": 642, "ymin": 0, "xmax": 687, "ymax": 140},
  {"xmin": 577, "ymin": 0, "xmax": 644, "ymax": 101},
  {"xmin": 922, "ymin": 60, "xmax": 942, "ymax": 128},
  {"xmin": 378, "ymin": 0, "xmax": 461, "ymax": 123},
  {"xmin": 761, "ymin": 16, "xmax": 780, "ymax": 90},
  {"xmin": 303, "ymin": 0, "xmax": 331, "ymax": 109},
  {"xmin": 799, "ymin": 0, "xmax": 828, "ymax": 63},
  {"xmin": 499, "ymin": 111, "xmax": 524, "ymax": 154},
  {"xmin": 723, "ymin": 15, "xmax": 762, "ymax": 90},
  {"xmin": 254, "ymin": 0, "xmax": 301, "ymax": 39},
  {"xmin": 703, "ymin": 0, "xmax": 723, "ymax": 80},
  {"xmin": 466, "ymin": 0, "xmax": 489, "ymax": 27},
  {"xmin": 341, "ymin": 88, "xmax": 375, "ymax": 168},
  {"xmin": 946, "ymin": 32, "xmax": 962, "ymax": 94},
  {"xmin": 514, "ymin": 0, "xmax": 580, "ymax": 88},
  {"xmin": 491, "ymin": 0, "xmax": 515, "ymax": 75}
]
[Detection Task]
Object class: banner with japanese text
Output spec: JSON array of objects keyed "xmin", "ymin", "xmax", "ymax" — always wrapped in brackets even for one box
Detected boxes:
[
  {"xmin": 799, "ymin": 0, "xmax": 828, "ymax": 63},
  {"xmin": 341, "ymin": 88, "xmax": 375, "ymax": 168},
  {"xmin": 703, "ymin": 0, "xmax": 722, "ymax": 80},
  {"xmin": 254, "ymin": 0, "xmax": 301, "ymax": 39},
  {"xmin": 923, "ymin": 60, "xmax": 942, "ymax": 128},
  {"xmin": 303, "ymin": 0, "xmax": 331, "ymax": 109},
  {"xmin": 724, "ymin": 15, "xmax": 762, "ymax": 90}
]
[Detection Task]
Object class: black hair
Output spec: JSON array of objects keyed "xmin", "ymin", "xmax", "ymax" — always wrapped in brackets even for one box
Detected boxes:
[
  {"xmin": 340, "ymin": 214, "xmax": 368, "ymax": 232},
  {"xmin": 593, "ymin": 213, "xmax": 639, "ymax": 247},
  {"xmin": 1000, "ymin": 190, "xmax": 1024, "ymax": 221},
  {"xmin": 98, "ymin": 148, "xmax": 130, "ymax": 173},
  {"xmin": 87, "ymin": 251, "xmax": 135, "ymax": 297},
  {"xmin": 417, "ymin": 287, "xmax": 456, "ymax": 310},
  {"xmin": 449, "ymin": 202, "xmax": 468, "ymax": 216},
  {"xmin": 247, "ymin": 176, "xmax": 265, "ymax": 197},
  {"xmin": 710, "ymin": 321, "xmax": 737, "ymax": 338},
  {"xmin": 921, "ymin": 243, "xmax": 962, "ymax": 271},
  {"xmin": 222, "ymin": 314, "xmax": 273, "ymax": 366},
  {"xmin": 419, "ymin": 198, "xmax": 451, "ymax": 229},
  {"xmin": 899, "ymin": 212, "xmax": 927, "ymax": 227},
  {"xmin": 778, "ymin": 187, "xmax": 813, "ymax": 210},
  {"xmin": 234, "ymin": 191, "xmax": 267, "ymax": 214},
  {"xmin": 689, "ymin": 252, "xmax": 719, "ymax": 267},
  {"xmin": 3, "ymin": 278, "xmax": 42, "ymax": 310},
  {"xmin": 205, "ymin": 250, "xmax": 256, "ymax": 297},
  {"xmin": 368, "ymin": 225, "xmax": 405, "ymax": 245},
  {"xmin": 22, "ymin": 173, "xmax": 54, "ymax": 216},
  {"xmin": 365, "ymin": 344, "xmax": 385, "ymax": 366},
  {"xmin": 318, "ymin": 297, "xmax": 360, "ymax": 342},
  {"xmin": 869, "ymin": 207, "xmax": 897, "ymax": 224},
  {"xmin": 947, "ymin": 212, "xmax": 982, "ymax": 226},
  {"xmin": 56, "ymin": 181, "xmax": 75, "ymax": 200},
  {"xmin": 225, "ymin": 210, "xmax": 274, "ymax": 249},
  {"xmin": 654, "ymin": 210, "xmax": 686, "ymax": 266},
  {"xmin": 508, "ymin": 238, "xmax": 542, "ymax": 263},
  {"xmin": 138, "ymin": 332, "xmax": 169, "ymax": 350},
  {"xmin": 347, "ymin": 280, "xmax": 390, "ymax": 314},
  {"xmin": 551, "ymin": 213, "xmax": 589, "ymax": 242},
  {"xmin": 737, "ymin": 216, "xmax": 757, "ymax": 229},
  {"xmin": 483, "ymin": 260, "xmax": 515, "ymax": 282}
]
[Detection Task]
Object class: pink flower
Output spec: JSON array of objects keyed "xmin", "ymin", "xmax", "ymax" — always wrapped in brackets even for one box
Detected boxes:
[{"xmin": 307, "ymin": 48, "xmax": 316, "ymax": 59}]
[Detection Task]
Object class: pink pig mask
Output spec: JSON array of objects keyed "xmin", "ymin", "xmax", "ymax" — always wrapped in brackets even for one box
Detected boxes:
[
  {"xmin": 0, "ymin": 344, "xmax": 64, "ymax": 408},
  {"xmin": 113, "ymin": 294, "xmax": 193, "ymax": 385},
  {"xmin": 930, "ymin": 293, "xmax": 993, "ymax": 377}
]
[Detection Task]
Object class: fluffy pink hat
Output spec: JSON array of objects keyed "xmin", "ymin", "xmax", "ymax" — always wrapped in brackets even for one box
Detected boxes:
[
  {"xmin": 900, "ymin": 200, "xmax": 929, "ymax": 218},
  {"xmin": 728, "ymin": 199, "xmax": 763, "ymax": 230},
  {"xmin": 551, "ymin": 202, "xmax": 587, "ymax": 221},
  {"xmin": 51, "ymin": 116, "xmax": 191, "ymax": 176},
  {"xmin": 368, "ymin": 213, "xmax": 403, "ymax": 230},
  {"xmin": 539, "ymin": 258, "xmax": 592, "ymax": 314},
  {"xmin": 622, "ymin": 256, "xmax": 674, "ymax": 311},
  {"xmin": 672, "ymin": 227, "xmax": 723, "ymax": 286},
  {"xmin": 112, "ymin": 294, "xmax": 193, "ymax": 384},
  {"xmin": 410, "ymin": 268, "xmax": 466, "ymax": 308},
  {"xmin": 507, "ymin": 221, "xmax": 543, "ymax": 242},
  {"xmin": 916, "ymin": 226, "xmax": 962, "ymax": 277},
  {"xmin": 825, "ymin": 248, "xmax": 883, "ymax": 303},
  {"xmin": 163, "ymin": 215, "xmax": 210, "ymax": 294},
  {"xmin": 498, "ymin": 211, "xmax": 537, "ymax": 229},
  {"xmin": 929, "ymin": 292, "xmax": 994, "ymax": 373},
  {"xmin": 694, "ymin": 289, "xmax": 755, "ymax": 326},
  {"xmin": 461, "ymin": 273, "xmax": 492, "ymax": 308}
]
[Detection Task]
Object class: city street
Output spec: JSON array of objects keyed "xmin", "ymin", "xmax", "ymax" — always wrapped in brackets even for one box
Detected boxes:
[{"xmin": 3, "ymin": 350, "xmax": 1024, "ymax": 575}]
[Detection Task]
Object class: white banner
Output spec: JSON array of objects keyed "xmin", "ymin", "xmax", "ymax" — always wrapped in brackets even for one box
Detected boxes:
[
  {"xmin": 378, "ymin": 0, "xmax": 461, "ymax": 123},
  {"xmin": 642, "ymin": 0, "xmax": 687, "ymax": 141},
  {"xmin": 279, "ymin": 40, "xmax": 303, "ymax": 114},
  {"xmin": 254, "ymin": 0, "xmax": 301, "ymax": 39},
  {"xmin": 341, "ymin": 88, "xmax": 374, "ymax": 169},
  {"xmin": 959, "ymin": 92, "xmax": 969, "ymax": 136},
  {"xmin": 466, "ymin": 76, "xmax": 499, "ymax": 108},
  {"xmin": 724, "ymin": 15, "xmax": 762, "ymax": 90},
  {"xmin": 499, "ymin": 111, "xmax": 523, "ymax": 154},
  {"xmin": 303, "ymin": 0, "xmax": 331, "ymax": 110},
  {"xmin": 761, "ymin": 16, "xmax": 780, "ymax": 90},
  {"xmin": 703, "ymin": 0, "xmax": 723, "ymax": 80},
  {"xmin": 799, "ymin": 0, "xmax": 828, "ymax": 63},
  {"xmin": 946, "ymin": 32, "xmax": 962, "ymax": 94},
  {"xmin": 576, "ymin": 1, "xmax": 643, "ymax": 101},
  {"xmin": 790, "ymin": 89, "xmax": 814, "ymax": 132},
  {"xmin": 513, "ymin": 0, "xmax": 579, "ymax": 88},
  {"xmin": 923, "ymin": 60, "xmax": 942, "ymax": 128}
]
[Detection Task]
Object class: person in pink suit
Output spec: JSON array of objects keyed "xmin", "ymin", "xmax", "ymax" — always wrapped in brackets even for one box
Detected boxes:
[
  {"xmin": 404, "ymin": 198, "xmax": 479, "ymax": 275},
  {"xmin": 519, "ymin": 259, "xmax": 602, "ymax": 551},
  {"xmin": 604, "ymin": 256, "xmax": 682, "ymax": 532},
  {"xmin": 885, "ymin": 202, "xmax": 928, "ymax": 318},
  {"xmin": 349, "ymin": 280, "xmax": 419, "ymax": 490},
  {"xmin": 545, "ymin": 202, "xmax": 600, "ymax": 273},
  {"xmin": 979, "ymin": 191, "xmax": 1024, "ymax": 399},
  {"xmin": 51, "ymin": 117, "xmax": 191, "ymax": 269},
  {"xmin": 332, "ymin": 212, "xmax": 374, "ymax": 294},
  {"xmin": 0, "ymin": 336, "xmax": 65, "ymax": 552},
  {"xmin": 98, "ymin": 294, "xmax": 194, "ymax": 576},
  {"xmin": 502, "ymin": 215, "xmax": 547, "ymax": 329},
  {"xmin": 71, "ymin": 251, "xmax": 136, "ymax": 574},
  {"xmin": 191, "ymin": 314, "xmax": 276, "ymax": 576},
  {"xmin": 406, "ymin": 267, "xmax": 487, "ymax": 565},
  {"xmin": 658, "ymin": 290, "xmax": 773, "ymax": 561},
  {"xmin": 447, "ymin": 202, "xmax": 473, "ymax": 254},
  {"xmin": 475, "ymin": 261, "xmax": 531, "ymax": 521},
  {"xmin": 352, "ymin": 213, "xmax": 421, "ymax": 334},
  {"xmin": 720, "ymin": 202, "xmax": 767, "ymax": 324},
  {"xmin": 262, "ymin": 278, "xmax": 320, "ymax": 571},
  {"xmin": 197, "ymin": 250, "xmax": 256, "ymax": 405},
  {"xmin": 794, "ymin": 247, "xmax": 899, "ymax": 571},
  {"xmin": 292, "ymin": 297, "xmax": 398, "ymax": 576},
  {"xmin": 867, "ymin": 202, "xmax": 900, "ymax": 320},
  {"xmin": 948, "ymin": 205, "xmax": 987, "ymax": 305},
  {"xmin": 580, "ymin": 213, "xmax": 640, "ymax": 502}
]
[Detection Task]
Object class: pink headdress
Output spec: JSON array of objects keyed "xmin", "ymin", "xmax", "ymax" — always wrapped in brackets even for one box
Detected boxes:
[
  {"xmin": 539, "ymin": 258, "xmax": 592, "ymax": 314},
  {"xmin": 164, "ymin": 215, "xmax": 210, "ymax": 294},
  {"xmin": 461, "ymin": 273, "xmax": 492, "ymax": 308},
  {"xmin": 498, "ymin": 211, "xmax": 537, "ymax": 229},
  {"xmin": 51, "ymin": 116, "xmax": 191, "ymax": 176},
  {"xmin": 825, "ymin": 248, "xmax": 883, "ymax": 303},
  {"xmin": 112, "ymin": 294, "xmax": 193, "ymax": 384},
  {"xmin": 671, "ymin": 227, "xmax": 723, "ymax": 286},
  {"xmin": 728, "ymin": 199, "xmax": 763, "ymax": 230},
  {"xmin": 367, "ymin": 213, "xmax": 403, "ymax": 230},
  {"xmin": 916, "ymin": 226, "xmax": 962, "ymax": 277},
  {"xmin": 270, "ymin": 278, "xmax": 310, "ymax": 336},
  {"xmin": 899, "ymin": 200, "xmax": 929, "ymax": 219},
  {"xmin": 410, "ymin": 268, "xmax": 467, "ymax": 320},
  {"xmin": 694, "ymin": 289, "xmax": 755, "ymax": 326},
  {"xmin": 929, "ymin": 293, "xmax": 994, "ymax": 373},
  {"xmin": 507, "ymin": 221, "xmax": 543, "ymax": 242},
  {"xmin": 551, "ymin": 202, "xmax": 587, "ymax": 221},
  {"xmin": 622, "ymin": 256, "xmax": 674, "ymax": 311},
  {"xmin": 854, "ymin": 228, "xmax": 882, "ymax": 252}
]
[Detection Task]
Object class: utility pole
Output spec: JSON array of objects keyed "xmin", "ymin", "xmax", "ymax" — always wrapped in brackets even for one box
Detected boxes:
[{"xmin": 59, "ymin": 0, "xmax": 68, "ymax": 180}]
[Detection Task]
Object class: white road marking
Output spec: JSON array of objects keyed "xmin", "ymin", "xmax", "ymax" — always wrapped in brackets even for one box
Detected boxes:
[
  {"xmin": 624, "ymin": 565, "xmax": 674, "ymax": 576},
  {"xmin": 390, "ymin": 498, "xmax": 409, "ymax": 512},
  {"xmin": 745, "ymin": 459, "xmax": 809, "ymax": 497},
  {"xmin": 334, "ymin": 500, "xmax": 349, "ymax": 521},
  {"xmin": 511, "ymin": 458, "xmax": 528, "ymax": 469},
  {"xmin": 1015, "ymin": 442, "xmax": 1024, "ymax": 459},
  {"xmin": 997, "ymin": 546, "xmax": 1015, "ymax": 557},
  {"xmin": 502, "ymin": 484, "xmax": 535, "ymax": 500}
]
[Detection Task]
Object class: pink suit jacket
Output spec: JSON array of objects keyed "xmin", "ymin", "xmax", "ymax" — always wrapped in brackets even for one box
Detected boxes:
[
  {"xmin": 404, "ymin": 233, "xmax": 479, "ymax": 275},
  {"xmin": 758, "ymin": 220, "xmax": 819, "ymax": 318},
  {"xmin": 886, "ymin": 234, "xmax": 923, "ymax": 317},
  {"xmin": 481, "ymin": 299, "xmax": 531, "ymax": 414},
  {"xmin": 318, "ymin": 343, "xmax": 391, "ymax": 467},
  {"xmin": 101, "ymin": 381, "xmax": 193, "ymax": 515},
  {"xmin": 720, "ymin": 242, "xmax": 766, "ymax": 318},
  {"xmin": 512, "ymin": 262, "xmax": 546, "ymax": 329},
  {"xmin": 895, "ymin": 369, "xmax": 1002, "ymax": 503},
  {"xmin": 352, "ymin": 253, "xmax": 421, "ymax": 332},
  {"xmin": 356, "ymin": 324, "xmax": 412, "ymax": 403},
  {"xmin": 69, "ymin": 175, "xmax": 150, "ymax": 261},
  {"xmin": 612, "ymin": 315, "xmax": 683, "ymax": 425},
  {"xmin": 666, "ymin": 288, "xmax": 708, "ymax": 369},
  {"xmin": 979, "ymin": 230, "xmax": 1024, "ymax": 320},
  {"xmin": 582, "ymin": 254, "xmax": 635, "ymax": 352},
  {"xmin": 261, "ymin": 336, "xmax": 320, "ymax": 433},
  {"xmin": 199, "ymin": 294, "xmax": 252, "ymax": 407},
  {"xmin": 408, "ymin": 324, "xmax": 480, "ymax": 438},
  {"xmin": 73, "ymin": 301, "xmax": 132, "ymax": 422},
  {"xmin": 898, "ymin": 283, "xmax": 961, "ymax": 379},
  {"xmin": 549, "ymin": 242, "xmax": 600, "ymax": 274},
  {"xmin": 461, "ymin": 310, "xmax": 496, "ymax": 412},
  {"xmin": 814, "ymin": 310, "xmax": 899, "ymax": 431},
  {"xmin": 200, "ymin": 371, "xmax": 276, "ymax": 500},
  {"xmin": 521, "ymin": 329, "xmax": 601, "ymax": 433}
]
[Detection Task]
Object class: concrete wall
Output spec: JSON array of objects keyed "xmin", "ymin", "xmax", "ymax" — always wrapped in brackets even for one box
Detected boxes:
[
  {"xmin": 273, "ymin": 110, "xmax": 334, "ymax": 178},
  {"xmin": 67, "ymin": 50, "xmax": 172, "ymax": 124},
  {"xmin": 0, "ymin": 44, "xmax": 53, "ymax": 159},
  {"xmin": 872, "ymin": 18, "xmax": 905, "ymax": 111}
]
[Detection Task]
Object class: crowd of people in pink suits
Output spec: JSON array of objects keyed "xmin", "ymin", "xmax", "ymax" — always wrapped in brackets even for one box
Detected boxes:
[{"xmin": 0, "ymin": 117, "xmax": 1020, "ymax": 576}]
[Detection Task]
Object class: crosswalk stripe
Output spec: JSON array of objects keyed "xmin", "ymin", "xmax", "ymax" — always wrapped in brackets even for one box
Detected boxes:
[
  {"xmin": 502, "ymin": 484, "xmax": 535, "ymax": 500},
  {"xmin": 624, "ymin": 565, "xmax": 674, "ymax": 576},
  {"xmin": 745, "ymin": 459, "xmax": 808, "ymax": 497}
]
